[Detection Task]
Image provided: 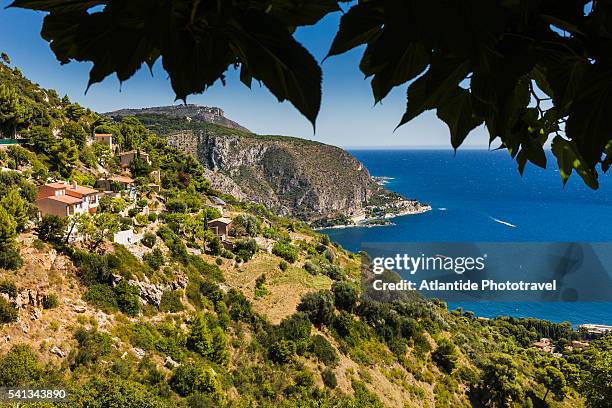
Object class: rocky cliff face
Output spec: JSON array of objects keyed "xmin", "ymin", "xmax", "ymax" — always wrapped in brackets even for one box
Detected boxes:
[{"xmin": 191, "ymin": 129, "xmax": 379, "ymax": 221}]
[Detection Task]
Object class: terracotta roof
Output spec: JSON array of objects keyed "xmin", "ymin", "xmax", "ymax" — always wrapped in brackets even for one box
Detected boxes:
[
  {"xmin": 95, "ymin": 133, "xmax": 112, "ymax": 137},
  {"xmin": 39, "ymin": 195, "xmax": 82, "ymax": 205},
  {"xmin": 66, "ymin": 185, "xmax": 100, "ymax": 196},
  {"xmin": 108, "ymin": 175, "xmax": 134, "ymax": 183},
  {"xmin": 45, "ymin": 182, "xmax": 68, "ymax": 189},
  {"xmin": 208, "ymin": 217, "xmax": 232, "ymax": 225}
]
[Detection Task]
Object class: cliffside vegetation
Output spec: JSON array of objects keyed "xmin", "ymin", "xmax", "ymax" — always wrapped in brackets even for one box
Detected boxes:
[{"xmin": 0, "ymin": 59, "xmax": 610, "ymax": 408}]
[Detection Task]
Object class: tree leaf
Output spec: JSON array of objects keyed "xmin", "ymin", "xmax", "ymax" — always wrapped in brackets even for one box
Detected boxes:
[
  {"xmin": 551, "ymin": 136, "xmax": 598, "ymax": 189},
  {"xmin": 326, "ymin": 1, "xmax": 383, "ymax": 58},
  {"xmin": 435, "ymin": 87, "xmax": 482, "ymax": 149}
]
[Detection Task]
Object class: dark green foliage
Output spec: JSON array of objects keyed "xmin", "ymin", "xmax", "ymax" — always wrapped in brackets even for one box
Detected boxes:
[
  {"xmin": 37, "ymin": 215, "xmax": 67, "ymax": 244},
  {"xmin": 322, "ymin": 367, "xmax": 337, "ymax": 389},
  {"xmin": 269, "ymin": 339, "xmax": 296, "ymax": 364},
  {"xmin": 143, "ymin": 248, "xmax": 164, "ymax": 270},
  {"xmin": 431, "ymin": 338, "xmax": 458, "ymax": 374},
  {"xmin": 232, "ymin": 214, "xmax": 260, "ymax": 237},
  {"xmin": 272, "ymin": 240, "xmax": 298, "ymax": 263},
  {"xmin": 73, "ymin": 327, "xmax": 112, "ymax": 367},
  {"xmin": 0, "ymin": 243, "xmax": 22, "ymax": 270},
  {"xmin": 42, "ymin": 293, "xmax": 59, "ymax": 309},
  {"xmin": 0, "ymin": 297, "xmax": 18, "ymax": 324},
  {"xmin": 157, "ymin": 226, "xmax": 188, "ymax": 264},
  {"xmin": 332, "ymin": 281, "xmax": 358, "ymax": 312},
  {"xmin": 0, "ymin": 345, "xmax": 42, "ymax": 386},
  {"xmin": 310, "ymin": 334, "xmax": 338, "ymax": 367},
  {"xmin": 479, "ymin": 353, "xmax": 524, "ymax": 407},
  {"xmin": 84, "ymin": 284, "xmax": 118, "ymax": 312},
  {"xmin": 187, "ymin": 255, "xmax": 224, "ymax": 282},
  {"xmin": 297, "ymin": 290, "xmax": 335, "ymax": 327},
  {"xmin": 129, "ymin": 154, "xmax": 151, "ymax": 178},
  {"xmin": 279, "ymin": 312, "xmax": 312, "ymax": 344},
  {"xmin": 535, "ymin": 366, "xmax": 567, "ymax": 402},
  {"xmin": 0, "ymin": 280, "xmax": 16, "ymax": 297},
  {"xmin": 141, "ymin": 232, "xmax": 157, "ymax": 248},
  {"xmin": 234, "ymin": 238, "xmax": 257, "ymax": 261},
  {"xmin": 71, "ymin": 250, "xmax": 111, "ymax": 285},
  {"xmin": 113, "ymin": 280, "xmax": 140, "ymax": 317},
  {"xmin": 159, "ymin": 290, "xmax": 184, "ymax": 313},
  {"xmin": 169, "ymin": 364, "xmax": 218, "ymax": 397},
  {"xmin": 186, "ymin": 314, "xmax": 213, "ymax": 356},
  {"xmin": 279, "ymin": 260, "xmax": 288, "ymax": 271}
]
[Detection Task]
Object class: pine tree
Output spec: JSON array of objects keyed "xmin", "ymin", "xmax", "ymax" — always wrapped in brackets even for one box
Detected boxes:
[
  {"xmin": 187, "ymin": 314, "xmax": 213, "ymax": 357},
  {"xmin": 0, "ymin": 188, "xmax": 28, "ymax": 232},
  {"xmin": 0, "ymin": 205, "xmax": 17, "ymax": 245},
  {"xmin": 210, "ymin": 326, "xmax": 229, "ymax": 366}
]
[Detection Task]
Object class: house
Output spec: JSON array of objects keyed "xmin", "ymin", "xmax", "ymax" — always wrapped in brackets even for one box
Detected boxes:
[
  {"xmin": 533, "ymin": 338, "xmax": 554, "ymax": 353},
  {"xmin": 120, "ymin": 150, "xmax": 150, "ymax": 169},
  {"xmin": 96, "ymin": 174, "xmax": 134, "ymax": 191},
  {"xmin": 94, "ymin": 133, "xmax": 113, "ymax": 151},
  {"xmin": 208, "ymin": 217, "xmax": 232, "ymax": 241},
  {"xmin": 36, "ymin": 181, "xmax": 102, "ymax": 217}
]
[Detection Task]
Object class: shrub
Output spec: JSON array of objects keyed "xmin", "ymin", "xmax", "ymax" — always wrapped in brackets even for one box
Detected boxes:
[
  {"xmin": 0, "ymin": 345, "xmax": 42, "ymax": 386},
  {"xmin": 254, "ymin": 274, "xmax": 269, "ymax": 299},
  {"xmin": 141, "ymin": 232, "xmax": 156, "ymax": 248},
  {"xmin": 234, "ymin": 238, "xmax": 257, "ymax": 261},
  {"xmin": 0, "ymin": 297, "xmax": 18, "ymax": 324},
  {"xmin": 321, "ymin": 264, "xmax": 342, "ymax": 281},
  {"xmin": 311, "ymin": 334, "xmax": 339, "ymax": 367},
  {"xmin": 74, "ymin": 327, "xmax": 112, "ymax": 366},
  {"xmin": 127, "ymin": 208, "xmax": 139, "ymax": 217},
  {"xmin": 0, "ymin": 244, "xmax": 22, "ymax": 270},
  {"xmin": 279, "ymin": 260, "xmax": 288, "ymax": 271},
  {"xmin": 0, "ymin": 280, "xmax": 17, "ymax": 297},
  {"xmin": 322, "ymin": 367, "xmax": 337, "ymax": 389},
  {"xmin": 431, "ymin": 338, "xmax": 458, "ymax": 374},
  {"xmin": 147, "ymin": 213, "xmax": 158, "ymax": 222},
  {"xmin": 215, "ymin": 257, "xmax": 223, "ymax": 265},
  {"xmin": 43, "ymin": 293, "xmax": 59, "ymax": 309},
  {"xmin": 269, "ymin": 339, "xmax": 296, "ymax": 364},
  {"xmin": 279, "ymin": 312, "xmax": 312, "ymax": 345},
  {"xmin": 297, "ymin": 290, "xmax": 335, "ymax": 327},
  {"xmin": 170, "ymin": 364, "xmax": 219, "ymax": 397},
  {"xmin": 71, "ymin": 250, "xmax": 111, "ymax": 285},
  {"xmin": 143, "ymin": 248, "xmax": 164, "ymax": 270},
  {"xmin": 332, "ymin": 281, "xmax": 358, "ymax": 312},
  {"xmin": 232, "ymin": 214, "xmax": 260, "ymax": 237},
  {"xmin": 113, "ymin": 281, "xmax": 140, "ymax": 317},
  {"xmin": 37, "ymin": 215, "xmax": 67, "ymax": 244},
  {"xmin": 187, "ymin": 256, "xmax": 224, "ymax": 282},
  {"xmin": 187, "ymin": 314, "xmax": 213, "ymax": 356},
  {"xmin": 160, "ymin": 290, "xmax": 184, "ymax": 313},
  {"xmin": 272, "ymin": 241, "xmax": 298, "ymax": 263},
  {"xmin": 304, "ymin": 261, "xmax": 318, "ymax": 275},
  {"xmin": 84, "ymin": 284, "xmax": 118, "ymax": 313}
]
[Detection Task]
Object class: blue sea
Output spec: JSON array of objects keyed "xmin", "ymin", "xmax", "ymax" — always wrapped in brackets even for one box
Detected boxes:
[{"xmin": 322, "ymin": 149, "xmax": 612, "ymax": 325}]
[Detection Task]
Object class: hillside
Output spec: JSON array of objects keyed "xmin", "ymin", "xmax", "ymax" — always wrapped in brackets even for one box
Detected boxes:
[
  {"xmin": 113, "ymin": 111, "xmax": 429, "ymax": 224},
  {"xmin": 0, "ymin": 59, "xmax": 610, "ymax": 408}
]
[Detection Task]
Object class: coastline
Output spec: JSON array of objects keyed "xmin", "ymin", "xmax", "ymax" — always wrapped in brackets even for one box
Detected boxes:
[{"xmin": 314, "ymin": 202, "xmax": 432, "ymax": 231}]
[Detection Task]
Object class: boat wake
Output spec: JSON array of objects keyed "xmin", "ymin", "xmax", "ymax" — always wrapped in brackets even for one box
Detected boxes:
[
  {"xmin": 490, "ymin": 217, "xmax": 517, "ymax": 228},
  {"xmin": 438, "ymin": 207, "xmax": 448, "ymax": 211}
]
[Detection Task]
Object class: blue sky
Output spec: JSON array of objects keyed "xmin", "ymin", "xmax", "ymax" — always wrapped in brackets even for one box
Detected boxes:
[{"xmin": 0, "ymin": 2, "xmax": 490, "ymax": 148}]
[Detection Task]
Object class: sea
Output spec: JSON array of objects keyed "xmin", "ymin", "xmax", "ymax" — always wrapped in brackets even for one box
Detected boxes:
[{"xmin": 322, "ymin": 149, "xmax": 612, "ymax": 326}]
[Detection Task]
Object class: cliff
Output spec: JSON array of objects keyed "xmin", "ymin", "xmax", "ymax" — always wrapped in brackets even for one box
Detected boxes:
[{"xmin": 130, "ymin": 112, "xmax": 420, "ymax": 223}]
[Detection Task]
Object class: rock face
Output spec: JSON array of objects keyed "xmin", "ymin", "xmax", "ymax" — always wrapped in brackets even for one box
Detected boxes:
[{"xmin": 177, "ymin": 129, "xmax": 380, "ymax": 221}]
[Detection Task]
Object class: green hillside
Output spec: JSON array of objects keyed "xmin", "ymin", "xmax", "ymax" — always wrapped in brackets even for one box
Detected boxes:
[{"xmin": 0, "ymin": 59, "xmax": 610, "ymax": 408}]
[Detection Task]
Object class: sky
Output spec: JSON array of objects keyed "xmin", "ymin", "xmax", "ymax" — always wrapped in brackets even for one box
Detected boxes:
[{"xmin": 0, "ymin": 2, "xmax": 491, "ymax": 149}]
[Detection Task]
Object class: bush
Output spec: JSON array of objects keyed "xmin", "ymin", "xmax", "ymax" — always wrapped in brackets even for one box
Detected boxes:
[
  {"xmin": 297, "ymin": 290, "xmax": 335, "ymax": 327},
  {"xmin": 234, "ymin": 238, "xmax": 257, "ymax": 261},
  {"xmin": 37, "ymin": 215, "xmax": 67, "ymax": 244},
  {"xmin": 84, "ymin": 284, "xmax": 118, "ymax": 313},
  {"xmin": 279, "ymin": 312, "xmax": 312, "ymax": 345},
  {"xmin": 43, "ymin": 293, "xmax": 59, "ymax": 309},
  {"xmin": 279, "ymin": 260, "xmax": 288, "ymax": 271},
  {"xmin": 0, "ymin": 280, "xmax": 17, "ymax": 297},
  {"xmin": 141, "ymin": 232, "xmax": 157, "ymax": 248},
  {"xmin": 187, "ymin": 314, "xmax": 213, "ymax": 356},
  {"xmin": 322, "ymin": 367, "xmax": 337, "ymax": 389},
  {"xmin": 113, "ymin": 281, "xmax": 140, "ymax": 317},
  {"xmin": 232, "ymin": 214, "xmax": 260, "ymax": 237},
  {"xmin": 127, "ymin": 208, "xmax": 139, "ymax": 217},
  {"xmin": 431, "ymin": 338, "xmax": 458, "ymax": 374},
  {"xmin": 160, "ymin": 290, "xmax": 184, "ymax": 313},
  {"xmin": 0, "ymin": 243, "xmax": 23, "ymax": 270},
  {"xmin": 304, "ymin": 261, "xmax": 318, "ymax": 275},
  {"xmin": 321, "ymin": 264, "xmax": 342, "ymax": 281},
  {"xmin": 332, "ymin": 281, "xmax": 358, "ymax": 312},
  {"xmin": 0, "ymin": 345, "xmax": 42, "ymax": 386},
  {"xmin": 0, "ymin": 297, "xmax": 18, "ymax": 324},
  {"xmin": 147, "ymin": 213, "xmax": 158, "ymax": 222},
  {"xmin": 215, "ymin": 257, "xmax": 223, "ymax": 265},
  {"xmin": 269, "ymin": 339, "xmax": 296, "ymax": 364},
  {"xmin": 310, "ymin": 334, "xmax": 339, "ymax": 367},
  {"xmin": 143, "ymin": 248, "xmax": 164, "ymax": 270},
  {"xmin": 74, "ymin": 327, "xmax": 112, "ymax": 366},
  {"xmin": 170, "ymin": 364, "xmax": 219, "ymax": 397},
  {"xmin": 272, "ymin": 241, "xmax": 299, "ymax": 263}
]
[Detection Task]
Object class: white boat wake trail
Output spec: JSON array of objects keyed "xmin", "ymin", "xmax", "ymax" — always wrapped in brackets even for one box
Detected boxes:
[{"xmin": 490, "ymin": 217, "xmax": 517, "ymax": 228}]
